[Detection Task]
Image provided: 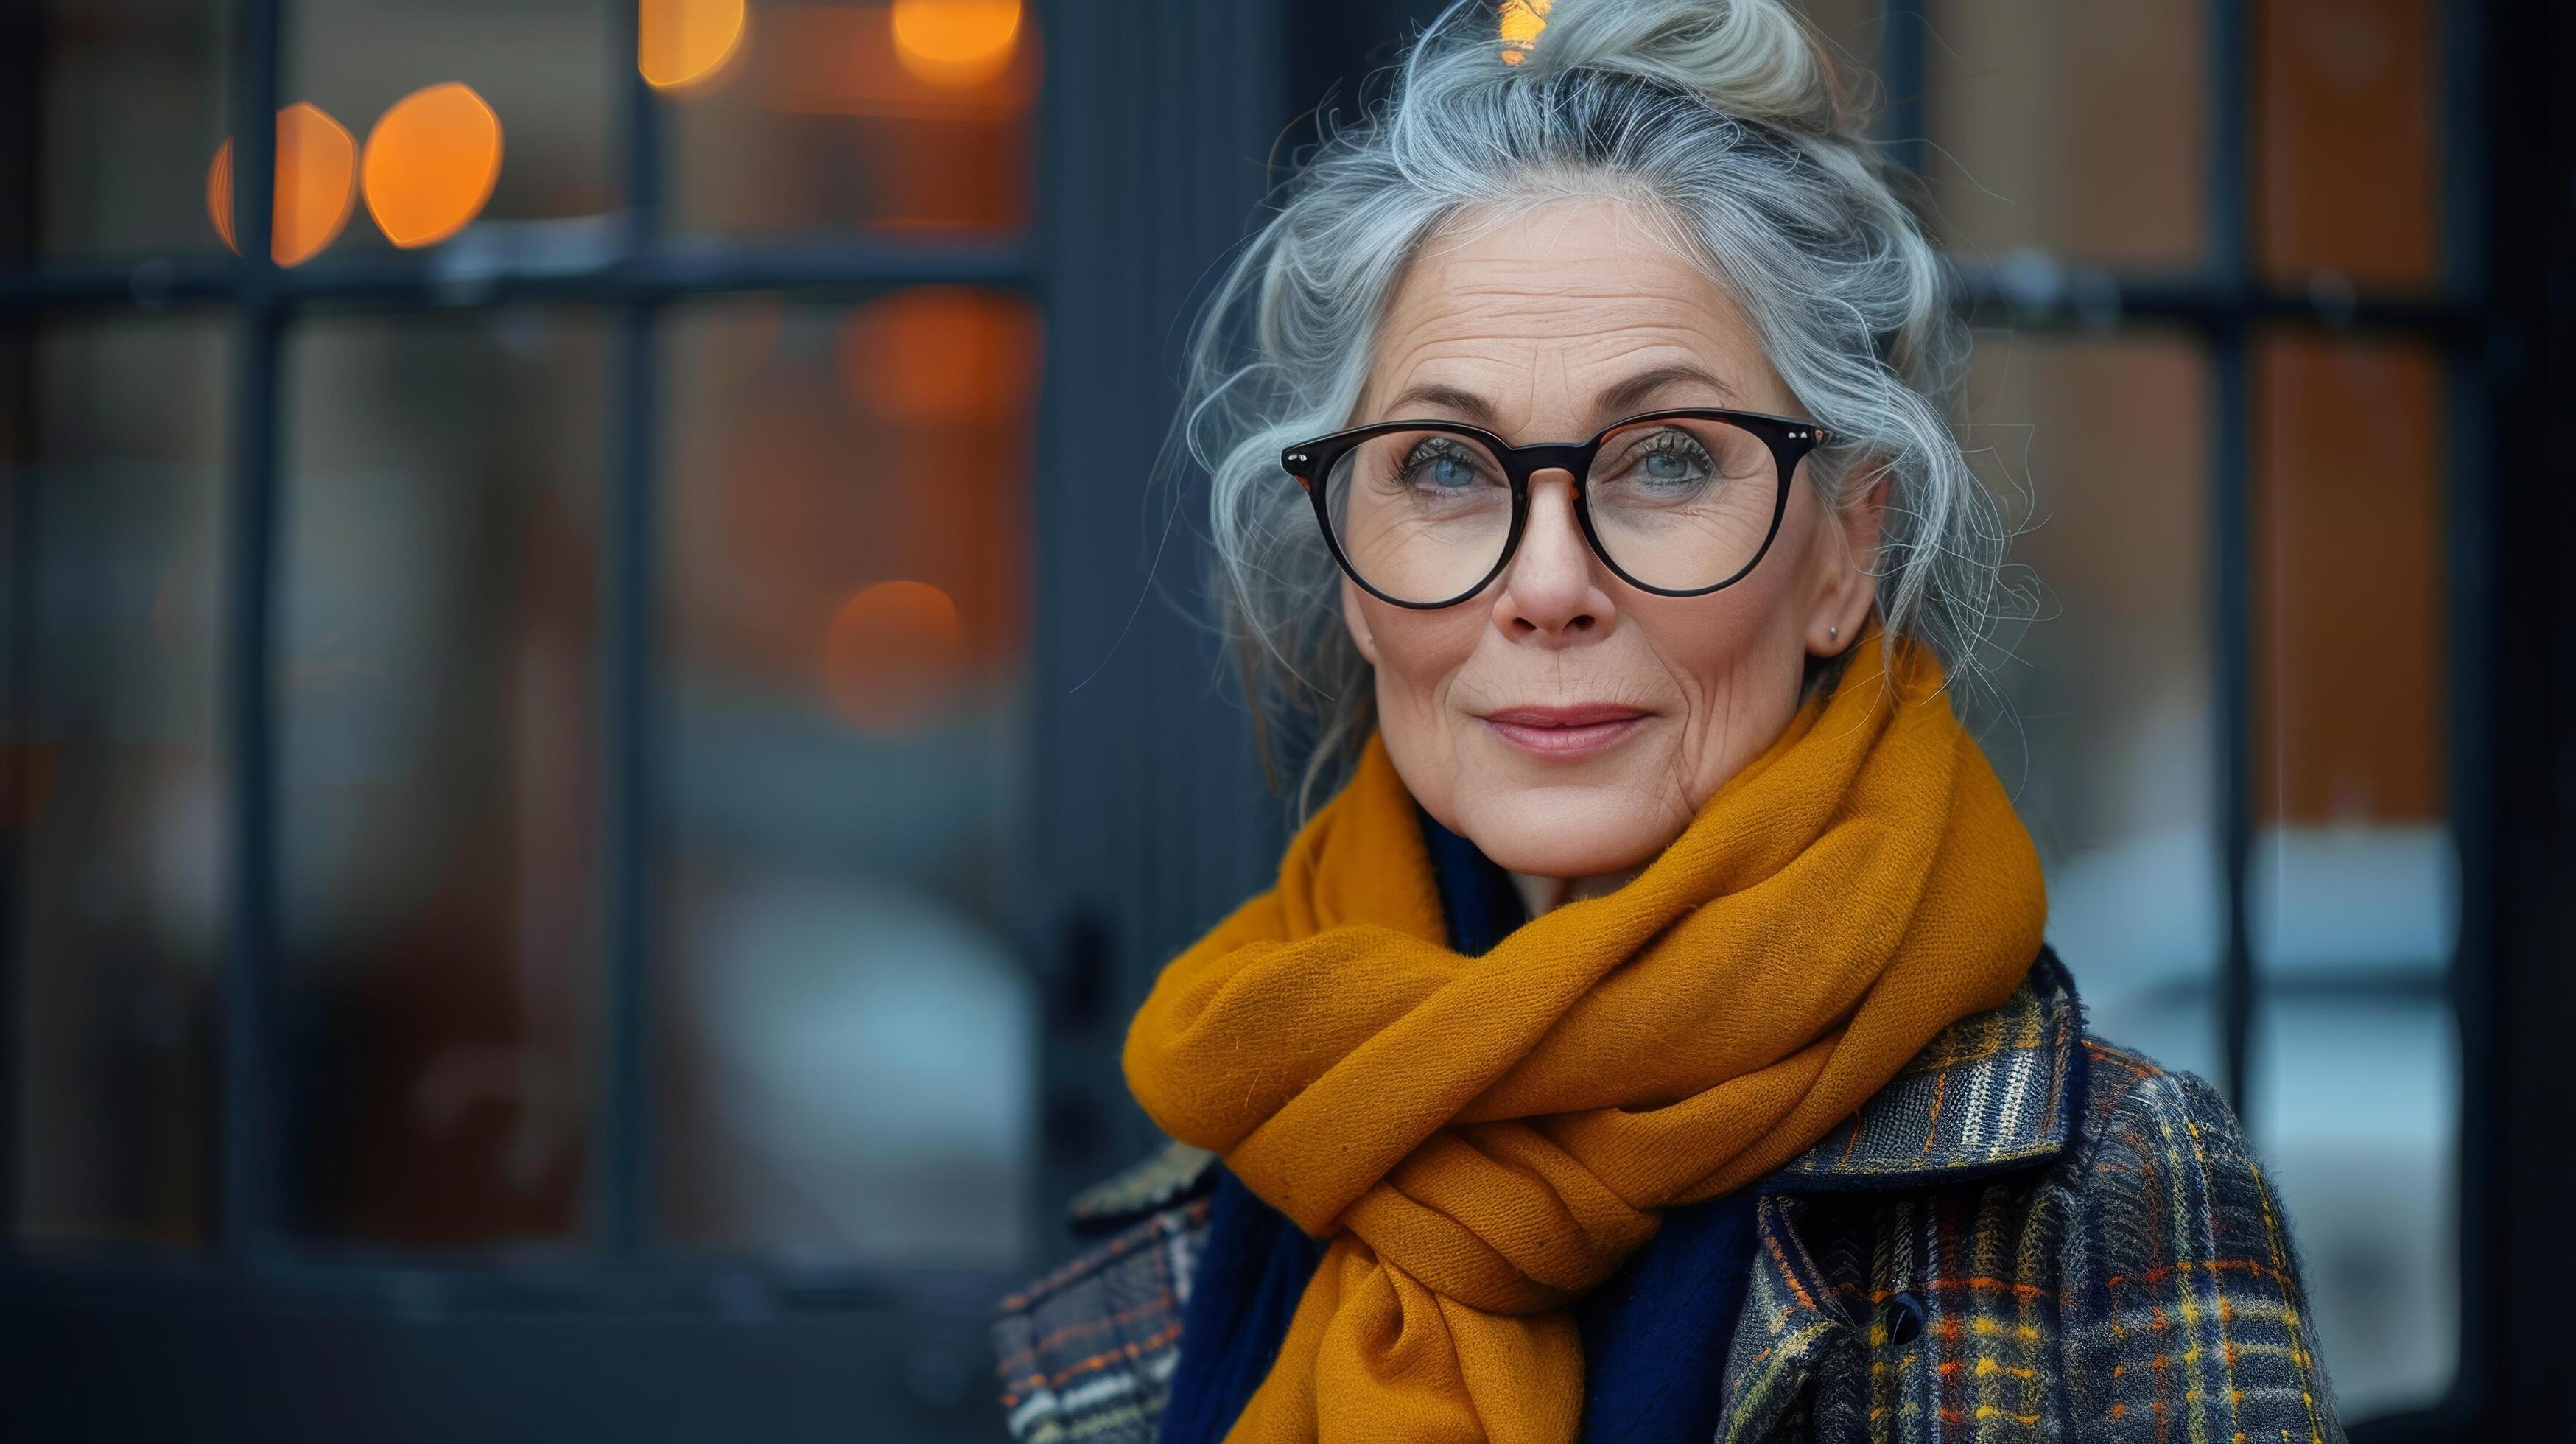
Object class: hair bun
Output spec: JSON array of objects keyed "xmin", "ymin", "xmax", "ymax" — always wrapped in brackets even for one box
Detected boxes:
[{"xmin": 1509, "ymin": 0, "xmax": 1857, "ymax": 141}]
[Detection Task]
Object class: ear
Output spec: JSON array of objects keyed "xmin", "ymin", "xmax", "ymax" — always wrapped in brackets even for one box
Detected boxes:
[
  {"xmin": 1810, "ymin": 461, "xmax": 1890, "ymax": 656},
  {"xmin": 1339, "ymin": 575, "xmax": 1380, "ymax": 666}
]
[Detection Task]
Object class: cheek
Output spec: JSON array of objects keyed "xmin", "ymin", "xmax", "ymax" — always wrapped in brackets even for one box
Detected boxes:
[
  {"xmin": 1361, "ymin": 599, "xmax": 1484, "ymax": 695},
  {"xmin": 1642, "ymin": 479, "xmax": 1833, "ymax": 706},
  {"xmin": 1361, "ymin": 600, "xmax": 1482, "ymax": 816},
  {"xmin": 1632, "ymin": 573, "xmax": 1805, "ymax": 717},
  {"xmin": 1649, "ymin": 591, "xmax": 1778, "ymax": 659}
]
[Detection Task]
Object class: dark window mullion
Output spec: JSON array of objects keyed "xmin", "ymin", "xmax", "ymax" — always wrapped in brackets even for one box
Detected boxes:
[
  {"xmin": 0, "ymin": 240, "xmax": 1042, "ymax": 316},
  {"xmin": 1878, "ymin": 4, "xmax": 1928, "ymax": 182},
  {"xmin": 2209, "ymin": 331, "xmax": 2255, "ymax": 1118},
  {"xmin": 218, "ymin": 0, "xmax": 285, "ymax": 1267},
  {"xmin": 596, "ymin": 0, "xmax": 663, "ymax": 1262},
  {"xmin": 0, "ymin": 0, "xmax": 37, "ymax": 1244},
  {"xmin": 0, "ymin": 350, "xmax": 27, "ymax": 1242},
  {"xmin": 2206, "ymin": 0, "xmax": 2257, "ymax": 1121},
  {"xmin": 2432, "ymin": 0, "xmax": 2496, "ymax": 1426}
]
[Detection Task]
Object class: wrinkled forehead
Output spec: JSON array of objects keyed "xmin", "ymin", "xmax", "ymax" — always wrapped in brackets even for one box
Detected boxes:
[{"xmin": 1359, "ymin": 194, "xmax": 1786, "ymax": 431}]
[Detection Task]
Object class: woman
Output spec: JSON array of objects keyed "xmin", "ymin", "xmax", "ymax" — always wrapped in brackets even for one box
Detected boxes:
[{"xmin": 994, "ymin": 1, "xmax": 2345, "ymax": 1441}]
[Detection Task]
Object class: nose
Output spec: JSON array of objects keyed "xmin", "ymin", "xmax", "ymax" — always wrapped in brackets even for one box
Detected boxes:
[{"xmin": 1491, "ymin": 468, "xmax": 1615, "ymax": 642}]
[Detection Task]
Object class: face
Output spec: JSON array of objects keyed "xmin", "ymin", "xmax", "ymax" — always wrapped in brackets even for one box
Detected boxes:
[{"xmin": 1341, "ymin": 196, "xmax": 1887, "ymax": 888}]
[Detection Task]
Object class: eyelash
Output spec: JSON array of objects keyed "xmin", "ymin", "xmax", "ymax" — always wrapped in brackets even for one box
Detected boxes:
[
  {"xmin": 1394, "ymin": 437, "xmax": 1484, "ymax": 483},
  {"xmin": 1379, "ymin": 426, "xmax": 1719, "ymax": 491},
  {"xmin": 1627, "ymin": 430, "xmax": 1713, "ymax": 474}
]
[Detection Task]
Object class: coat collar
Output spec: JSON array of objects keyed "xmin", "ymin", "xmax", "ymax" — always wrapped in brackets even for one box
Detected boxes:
[{"xmin": 1761, "ymin": 944, "xmax": 2088, "ymax": 1190}]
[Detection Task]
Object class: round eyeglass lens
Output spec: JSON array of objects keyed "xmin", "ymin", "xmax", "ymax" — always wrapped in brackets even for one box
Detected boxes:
[
  {"xmin": 1322, "ymin": 428, "xmax": 1514, "ymax": 604},
  {"xmin": 1583, "ymin": 415, "xmax": 1783, "ymax": 592}
]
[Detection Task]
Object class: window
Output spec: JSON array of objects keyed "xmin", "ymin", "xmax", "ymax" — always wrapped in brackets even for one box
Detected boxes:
[
  {"xmin": 1, "ymin": 1, "xmax": 1099, "ymax": 1435},
  {"xmin": 1891, "ymin": 0, "xmax": 2474, "ymax": 1425},
  {"xmin": 4, "ymin": 1, "xmax": 2541, "ymax": 1437}
]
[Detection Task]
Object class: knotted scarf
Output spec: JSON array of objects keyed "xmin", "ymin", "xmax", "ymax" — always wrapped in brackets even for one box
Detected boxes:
[{"xmin": 1122, "ymin": 618, "xmax": 2048, "ymax": 1443}]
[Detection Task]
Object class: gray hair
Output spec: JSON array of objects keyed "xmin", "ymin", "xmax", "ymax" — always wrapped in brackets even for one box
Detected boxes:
[{"xmin": 1178, "ymin": 0, "xmax": 2021, "ymax": 821}]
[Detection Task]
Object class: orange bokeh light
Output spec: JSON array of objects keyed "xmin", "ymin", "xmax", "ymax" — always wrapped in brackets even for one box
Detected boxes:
[
  {"xmin": 835, "ymin": 287, "xmax": 1041, "ymax": 422},
  {"xmin": 889, "ymin": 0, "xmax": 1022, "ymax": 88},
  {"xmin": 823, "ymin": 580, "xmax": 967, "ymax": 734},
  {"xmin": 206, "ymin": 102, "xmax": 358, "ymax": 265},
  {"xmin": 361, "ymin": 83, "xmax": 504, "ymax": 249},
  {"xmin": 765, "ymin": 4, "xmax": 1038, "ymax": 121},
  {"xmin": 1500, "ymin": 0, "xmax": 1552, "ymax": 64},
  {"xmin": 640, "ymin": 0, "xmax": 748, "ymax": 91}
]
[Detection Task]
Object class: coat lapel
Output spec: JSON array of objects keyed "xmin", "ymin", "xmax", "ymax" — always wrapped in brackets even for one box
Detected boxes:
[
  {"xmin": 1718, "ymin": 1192, "xmax": 1849, "ymax": 1442},
  {"xmin": 1718, "ymin": 948, "xmax": 2086, "ymax": 1440},
  {"xmin": 1769, "ymin": 948, "xmax": 2085, "ymax": 1190}
]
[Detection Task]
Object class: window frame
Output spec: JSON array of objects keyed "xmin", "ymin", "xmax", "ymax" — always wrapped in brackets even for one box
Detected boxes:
[
  {"xmin": 0, "ymin": 1, "xmax": 1098, "ymax": 1435},
  {"xmin": 1878, "ymin": 0, "xmax": 2502, "ymax": 1436},
  {"xmin": 0, "ymin": 0, "xmax": 2559, "ymax": 1438}
]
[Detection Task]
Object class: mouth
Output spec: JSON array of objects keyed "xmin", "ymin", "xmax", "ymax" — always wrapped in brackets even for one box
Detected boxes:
[{"xmin": 1478, "ymin": 704, "xmax": 1652, "ymax": 760}]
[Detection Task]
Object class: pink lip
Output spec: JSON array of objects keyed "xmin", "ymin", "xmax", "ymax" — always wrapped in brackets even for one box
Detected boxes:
[{"xmin": 1480, "ymin": 704, "xmax": 1652, "ymax": 759}]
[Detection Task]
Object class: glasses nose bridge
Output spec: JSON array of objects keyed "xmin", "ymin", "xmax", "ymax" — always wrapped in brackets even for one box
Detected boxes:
[
  {"xmin": 1507, "ymin": 441, "xmax": 1593, "ymax": 488},
  {"xmin": 1501, "ymin": 438, "xmax": 1603, "ymax": 590}
]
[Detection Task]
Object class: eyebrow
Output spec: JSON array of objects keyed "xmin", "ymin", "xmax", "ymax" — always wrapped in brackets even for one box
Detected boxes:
[{"xmin": 1379, "ymin": 363, "xmax": 1741, "ymax": 431}]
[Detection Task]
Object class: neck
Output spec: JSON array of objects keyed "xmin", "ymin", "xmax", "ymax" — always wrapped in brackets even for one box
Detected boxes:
[{"xmin": 1507, "ymin": 863, "xmax": 1647, "ymax": 919}]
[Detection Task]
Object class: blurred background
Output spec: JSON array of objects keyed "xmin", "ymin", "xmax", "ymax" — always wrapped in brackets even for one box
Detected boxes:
[{"xmin": 0, "ymin": 0, "xmax": 2569, "ymax": 1439}]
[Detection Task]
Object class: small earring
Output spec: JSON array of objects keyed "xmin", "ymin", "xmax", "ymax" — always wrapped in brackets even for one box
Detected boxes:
[{"xmin": 1828, "ymin": 624, "xmax": 1839, "ymax": 642}]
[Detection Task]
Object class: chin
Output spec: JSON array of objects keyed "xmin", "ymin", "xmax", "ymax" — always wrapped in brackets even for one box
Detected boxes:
[{"xmin": 1452, "ymin": 783, "xmax": 1680, "ymax": 881}]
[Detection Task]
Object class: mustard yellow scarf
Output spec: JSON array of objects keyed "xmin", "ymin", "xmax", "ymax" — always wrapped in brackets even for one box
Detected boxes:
[{"xmin": 1123, "ymin": 620, "xmax": 2047, "ymax": 1443}]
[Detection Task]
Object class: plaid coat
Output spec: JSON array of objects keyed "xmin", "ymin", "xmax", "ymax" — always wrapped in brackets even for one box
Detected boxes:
[{"xmin": 990, "ymin": 951, "xmax": 2348, "ymax": 1443}]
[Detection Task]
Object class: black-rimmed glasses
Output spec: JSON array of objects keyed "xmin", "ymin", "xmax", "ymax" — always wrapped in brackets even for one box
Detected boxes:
[{"xmin": 1279, "ymin": 407, "xmax": 1830, "ymax": 609}]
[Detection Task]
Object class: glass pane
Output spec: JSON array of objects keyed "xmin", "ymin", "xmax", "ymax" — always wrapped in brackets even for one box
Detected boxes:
[
  {"xmin": 2252, "ymin": 339, "xmax": 2443, "ymax": 835},
  {"xmin": 3, "ymin": 319, "xmax": 231, "ymax": 1246},
  {"xmin": 656, "ymin": 292, "xmax": 1039, "ymax": 1266},
  {"xmin": 283, "ymin": 0, "xmax": 611, "ymax": 259},
  {"xmin": 664, "ymin": 0, "xmax": 1038, "ymax": 236},
  {"xmin": 2257, "ymin": 0, "xmax": 2440, "ymax": 287},
  {"xmin": 2254, "ymin": 998, "xmax": 2457, "ymax": 1420},
  {"xmin": 2250, "ymin": 334, "xmax": 2457, "ymax": 1418},
  {"xmin": 278, "ymin": 312, "xmax": 608, "ymax": 1246},
  {"xmin": 1925, "ymin": 0, "xmax": 2205, "ymax": 266},
  {"xmin": 32, "ymin": 0, "xmax": 236, "ymax": 261},
  {"xmin": 1964, "ymin": 334, "xmax": 2221, "ymax": 1082}
]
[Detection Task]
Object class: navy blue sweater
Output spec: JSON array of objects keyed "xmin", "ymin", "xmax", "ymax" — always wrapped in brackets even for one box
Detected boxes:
[{"xmin": 1156, "ymin": 807, "xmax": 1758, "ymax": 1444}]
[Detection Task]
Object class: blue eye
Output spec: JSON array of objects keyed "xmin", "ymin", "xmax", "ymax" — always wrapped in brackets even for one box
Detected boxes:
[
  {"xmin": 1400, "ymin": 438, "xmax": 1487, "ymax": 490},
  {"xmin": 1625, "ymin": 432, "xmax": 1715, "ymax": 486}
]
